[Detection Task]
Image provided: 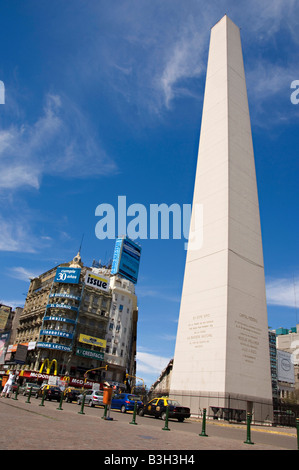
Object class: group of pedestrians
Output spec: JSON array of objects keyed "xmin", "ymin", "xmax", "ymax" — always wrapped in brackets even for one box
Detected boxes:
[{"xmin": 0, "ymin": 371, "xmax": 17, "ymax": 398}]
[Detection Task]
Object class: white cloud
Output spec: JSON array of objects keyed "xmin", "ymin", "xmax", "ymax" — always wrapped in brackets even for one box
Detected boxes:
[
  {"xmin": 8, "ymin": 267, "xmax": 41, "ymax": 282},
  {"xmin": 239, "ymin": 0, "xmax": 299, "ymax": 40},
  {"xmin": 0, "ymin": 216, "xmax": 37, "ymax": 253},
  {"xmin": 84, "ymin": 1, "xmax": 299, "ymax": 115},
  {"xmin": 266, "ymin": 277, "xmax": 299, "ymax": 308},
  {"xmin": 0, "ymin": 93, "xmax": 117, "ymax": 192},
  {"xmin": 136, "ymin": 349, "xmax": 173, "ymax": 387},
  {"xmin": 157, "ymin": 17, "xmax": 207, "ymax": 109},
  {"xmin": 136, "ymin": 350, "xmax": 171, "ymax": 374}
]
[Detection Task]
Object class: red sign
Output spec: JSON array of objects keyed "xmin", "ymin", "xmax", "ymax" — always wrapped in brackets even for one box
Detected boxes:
[{"xmin": 19, "ymin": 370, "xmax": 102, "ymax": 389}]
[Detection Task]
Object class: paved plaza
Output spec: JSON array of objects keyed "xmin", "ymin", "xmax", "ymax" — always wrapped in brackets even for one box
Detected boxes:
[{"xmin": 0, "ymin": 394, "xmax": 297, "ymax": 452}]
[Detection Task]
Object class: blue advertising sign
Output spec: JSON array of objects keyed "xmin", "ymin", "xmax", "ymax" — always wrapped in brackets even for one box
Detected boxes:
[
  {"xmin": 37, "ymin": 342, "xmax": 72, "ymax": 352},
  {"xmin": 40, "ymin": 329, "xmax": 73, "ymax": 339},
  {"xmin": 47, "ymin": 303, "xmax": 79, "ymax": 312},
  {"xmin": 43, "ymin": 316, "xmax": 76, "ymax": 325},
  {"xmin": 54, "ymin": 267, "xmax": 81, "ymax": 284},
  {"xmin": 49, "ymin": 293, "xmax": 81, "ymax": 301},
  {"xmin": 111, "ymin": 238, "xmax": 123, "ymax": 274},
  {"xmin": 111, "ymin": 237, "xmax": 141, "ymax": 284}
]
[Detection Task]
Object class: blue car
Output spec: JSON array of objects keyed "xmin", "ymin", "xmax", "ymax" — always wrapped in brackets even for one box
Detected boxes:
[{"xmin": 111, "ymin": 393, "xmax": 143, "ymax": 413}]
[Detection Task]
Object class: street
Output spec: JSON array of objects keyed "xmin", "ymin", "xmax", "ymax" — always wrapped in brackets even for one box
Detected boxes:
[{"xmin": 0, "ymin": 393, "xmax": 297, "ymax": 452}]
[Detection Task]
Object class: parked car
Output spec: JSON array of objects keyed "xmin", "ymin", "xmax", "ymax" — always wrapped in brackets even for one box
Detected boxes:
[
  {"xmin": 64, "ymin": 387, "xmax": 82, "ymax": 403},
  {"xmin": 111, "ymin": 393, "xmax": 143, "ymax": 413},
  {"xmin": 35, "ymin": 385, "xmax": 62, "ymax": 402},
  {"xmin": 138, "ymin": 397, "xmax": 190, "ymax": 422},
  {"xmin": 22, "ymin": 383, "xmax": 40, "ymax": 396},
  {"xmin": 77, "ymin": 390, "xmax": 104, "ymax": 407},
  {"xmin": 12, "ymin": 384, "xmax": 25, "ymax": 394}
]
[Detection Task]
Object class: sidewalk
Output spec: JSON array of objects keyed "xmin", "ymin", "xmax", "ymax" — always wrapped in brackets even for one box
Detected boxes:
[{"xmin": 0, "ymin": 395, "xmax": 297, "ymax": 451}]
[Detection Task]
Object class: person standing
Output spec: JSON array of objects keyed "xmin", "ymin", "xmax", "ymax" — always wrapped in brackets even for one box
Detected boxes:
[{"xmin": 0, "ymin": 371, "xmax": 16, "ymax": 398}]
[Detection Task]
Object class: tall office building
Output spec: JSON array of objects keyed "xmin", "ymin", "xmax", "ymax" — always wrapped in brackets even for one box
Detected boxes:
[{"xmin": 170, "ymin": 16, "xmax": 273, "ymax": 422}]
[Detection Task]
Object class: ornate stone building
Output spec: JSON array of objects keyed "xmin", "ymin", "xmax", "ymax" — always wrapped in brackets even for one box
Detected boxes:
[{"xmin": 13, "ymin": 251, "xmax": 138, "ymax": 386}]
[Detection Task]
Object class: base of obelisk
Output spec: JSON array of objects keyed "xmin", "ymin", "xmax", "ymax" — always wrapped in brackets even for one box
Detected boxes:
[{"xmin": 169, "ymin": 390, "xmax": 273, "ymax": 424}]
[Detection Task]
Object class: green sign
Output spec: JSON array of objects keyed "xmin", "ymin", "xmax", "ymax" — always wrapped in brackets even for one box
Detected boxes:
[{"xmin": 76, "ymin": 347, "xmax": 104, "ymax": 361}]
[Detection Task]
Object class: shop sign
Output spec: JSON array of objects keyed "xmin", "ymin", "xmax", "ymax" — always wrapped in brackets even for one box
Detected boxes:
[
  {"xmin": 76, "ymin": 347, "xmax": 104, "ymax": 361},
  {"xmin": 78, "ymin": 334, "xmax": 106, "ymax": 348},
  {"xmin": 40, "ymin": 329, "xmax": 73, "ymax": 339},
  {"xmin": 37, "ymin": 342, "xmax": 72, "ymax": 352},
  {"xmin": 49, "ymin": 293, "xmax": 81, "ymax": 301},
  {"xmin": 84, "ymin": 270, "xmax": 110, "ymax": 292},
  {"xmin": 43, "ymin": 316, "xmax": 76, "ymax": 325},
  {"xmin": 47, "ymin": 303, "xmax": 78, "ymax": 312},
  {"xmin": 15, "ymin": 344, "xmax": 28, "ymax": 364}
]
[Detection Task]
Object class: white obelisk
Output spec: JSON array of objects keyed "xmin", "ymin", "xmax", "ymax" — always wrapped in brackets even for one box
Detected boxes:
[{"xmin": 170, "ymin": 15, "xmax": 273, "ymax": 422}]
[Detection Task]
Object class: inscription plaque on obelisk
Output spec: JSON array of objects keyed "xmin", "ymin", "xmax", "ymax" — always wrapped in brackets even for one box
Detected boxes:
[{"xmin": 170, "ymin": 15, "xmax": 273, "ymax": 422}]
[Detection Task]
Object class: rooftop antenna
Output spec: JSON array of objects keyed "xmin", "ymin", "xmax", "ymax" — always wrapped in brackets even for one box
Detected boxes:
[
  {"xmin": 79, "ymin": 233, "xmax": 84, "ymax": 254},
  {"xmin": 293, "ymin": 274, "xmax": 298, "ymax": 325}
]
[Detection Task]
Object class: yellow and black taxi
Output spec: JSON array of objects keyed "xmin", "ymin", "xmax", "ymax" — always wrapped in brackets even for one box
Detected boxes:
[
  {"xmin": 35, "ymin": 384, "xmax": 62, "ymax": 402},
  {"xmin": 63, "ymin": 387, "xmax": 82, "ymax": 403},
  {"xmin": 138, "ymin": 397, "xmax": 190, "ymax": 422}
]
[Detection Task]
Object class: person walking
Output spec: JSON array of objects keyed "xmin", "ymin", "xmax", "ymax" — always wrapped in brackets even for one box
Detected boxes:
[{"xmin": 0, "ymin": 371, "xmax": 16, "ymax": 398}]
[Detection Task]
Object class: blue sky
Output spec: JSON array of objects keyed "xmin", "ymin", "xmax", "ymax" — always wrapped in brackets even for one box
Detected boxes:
[{"xmin": 0, "ymin": 1, "xmax": 298, "ymax": 388}]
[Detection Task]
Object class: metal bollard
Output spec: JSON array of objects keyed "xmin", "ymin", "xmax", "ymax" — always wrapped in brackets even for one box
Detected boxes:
[
  {"xmin": 102, "ymin": 404, "xmax": 108, "ymax": 419},
  {"xmin": 104, "ymin": 404, "xmax": 113, "ymax": 421},
  {"xmin": 26, "ymin": 386, "xmax": 33, "ymax": 404},
  {"xmin": 57, "ymin": 391, "xmax": 64, "ymax": 410},
  {"xmin": 296, "ymin": 418, "xmax": 299, "ymax": 450},
  {"xmin": 129, "ymin": 401, "xmax": 138, "ymax": 425},
  {"xmin": 162, "ymin": 406, "xmax": 170, "ymax": 431},
  {"xmin": 13, "ymin": 385, "xmax": 19, "ymax": 400},
  {"xmin": 244, "ymin": 412, "xmax": 254, "ymax": 445},
  {"xmin": 78, "ymin": 393, "xmax": 86, "ymax": 415},
  {"xmin": 39, "ymin": 388, "xmax": 47, "ymax": 407},
  {"xmin": 199, "ymin": 408, "xmax": 208, "ymax": 436}
]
